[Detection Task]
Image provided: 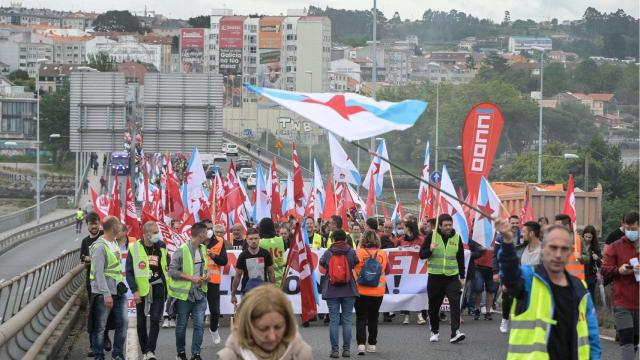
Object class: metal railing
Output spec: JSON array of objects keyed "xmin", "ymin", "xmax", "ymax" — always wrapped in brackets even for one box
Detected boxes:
[
  {"xmin": 0, "ymin": 214, "xmax": 76, "ymax": 256},
  {"xmin": 0, "ymin": 249, "xmax": 84, "ymax": 359},
  {"xmin": 0, "ymin": 196, "xmax": 73, "ymax": 233}
]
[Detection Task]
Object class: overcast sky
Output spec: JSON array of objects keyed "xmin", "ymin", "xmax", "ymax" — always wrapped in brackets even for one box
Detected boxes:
[{"xmin": 14, "ymin": 0, "xmax": 639, "ymax": 22}]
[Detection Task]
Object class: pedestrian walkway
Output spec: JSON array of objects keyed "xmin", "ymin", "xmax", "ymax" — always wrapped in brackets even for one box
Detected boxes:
[{"xmin": 0, "ymin": 152, "xmax": 106, "ymax": 240}]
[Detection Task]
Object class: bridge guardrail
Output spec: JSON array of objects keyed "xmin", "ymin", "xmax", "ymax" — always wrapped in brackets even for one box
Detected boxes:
[
  {"xmin": 0, "ymin": 196, "xmax": 73, "ymax": 234},
  {"xmin": 0, "ymin": 249, "xmax": 84, "ymax": 359},
  {"xmin": 0, "ymin": 214, "xmax": 76, "ymax": 256}
]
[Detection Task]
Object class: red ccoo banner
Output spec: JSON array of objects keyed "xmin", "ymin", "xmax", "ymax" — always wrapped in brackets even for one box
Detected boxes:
[{"xmin": 461, "ymin": 103, "xmax": 504, "ymax": 206}]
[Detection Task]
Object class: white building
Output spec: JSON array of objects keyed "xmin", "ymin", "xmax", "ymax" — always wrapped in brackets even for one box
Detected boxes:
[
  {"xmin": 508, "ymin": 36, "xmax": 552, "ymax": 53},
  {"xmin": 384, "ymin": 47, "xmax": 410, "ymax": 85},
  {"xmin": 86, "ymin": 35, "xmax": 165, "ymax": 72},
  {"xmin": 295, "ymin": 16, "xmax": 331, "ymax": 92},
  {"xmin": 329, "ymin": 59, "xmax": 361, "ymax": 82}
]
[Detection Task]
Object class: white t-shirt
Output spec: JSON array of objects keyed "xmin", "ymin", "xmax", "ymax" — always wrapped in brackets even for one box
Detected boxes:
[{"xmin": 521, "ymin": 242, "xmax": 542, "ymax": 266}]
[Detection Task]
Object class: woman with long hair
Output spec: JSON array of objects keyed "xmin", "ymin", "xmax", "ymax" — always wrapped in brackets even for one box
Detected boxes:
[
  {"xmin": 217, "ymin": 284, "xmax": 312, "ymax": 360},
  {"xmin": 581, "ymin": 225, "xmax": 603, "ymax": 302}
]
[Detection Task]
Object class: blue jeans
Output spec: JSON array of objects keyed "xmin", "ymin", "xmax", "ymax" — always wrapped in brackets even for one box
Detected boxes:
[
  {"xmin": 327, "ymin": 297, "xmax": 355, "ymax": 353},
  {"xmin": 175, "ymin": 296, "xmax": 207, "ymax": 356},
  {"xmin": 90, "ymin": 294, "xmax": 128, "ymax": 360}
]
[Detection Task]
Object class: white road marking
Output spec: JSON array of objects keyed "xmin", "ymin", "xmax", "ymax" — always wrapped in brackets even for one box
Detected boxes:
[
  {"xmin": 600, "ymin": 335, "xmax": 616, "ymax": 342},
  {"xmin": 126, "ymin": 317, "xmax": 140, "ymax": 359}
]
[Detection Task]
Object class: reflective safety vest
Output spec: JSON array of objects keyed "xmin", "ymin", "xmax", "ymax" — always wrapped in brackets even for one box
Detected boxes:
[
  {"xmin": 566, "ymin": 254, "xmax": 585, "ymax": 281},
  {"xmin": 507, "ymin": 275, "xmax": 591, "ymax": 360},
  {"xmin": 128, "ymin": 240, "xmax": 168, "ymax": 297},
  {"xmin": 76, "ymin": 210, "xmax": 84, "ymax": 220},
  {"xmin": 310, "ymin": 233, "xmax": 327, "ymax": 249},
  {"xmin": 89, "ymin": 239, "xmax": 123, "ymax": 283},
  {"xmin": 207, "ymin": 238, "xmax": 224, "ymax": 284},
  {"xmin": 167, "ymin": 243, "xmax": 208, "ymax": 301},
  {"xmin": 260, "ymin": 236, "xmax": 286, "ymax": 286},
  {"xmin": 354, "ymin": 247, "xmax": 387, "ymax": 297},
  {"xmin": 428, "ymin": 233, "xmax": 461, "ymax": 276}
]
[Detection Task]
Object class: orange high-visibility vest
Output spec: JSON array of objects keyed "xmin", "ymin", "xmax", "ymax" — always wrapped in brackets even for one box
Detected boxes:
[
  {"xmin": 354, "ymin": 247, "xmax": 388, "ymax": 297},
  {"xmin": 566, "ymin": 254, "xmax": 585, "ymax": 280},
  {"xmin": 207, "ymin": 238, "xmax": 224, "ymax": 284}
]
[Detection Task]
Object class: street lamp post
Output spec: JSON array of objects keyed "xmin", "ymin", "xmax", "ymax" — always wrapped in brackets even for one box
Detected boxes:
[
  {"xmin": 370, "ymin": 0, "xmax": 377, "ymax": 163},
  {"xmin": 532, "ymin": 47, "xmax": 545, "ymax": 184},
  {"xmin": 305, "ymin": 71, "xmax": 313, "ymax": 169},
  {"xmin": 563, "ymin": 153, "xmax": 589, "ymax": 190},
  {"xmin": 434, "ymin": 82, "xmax": 440, "ymax": 171},
  {"xmin": 35, "ymin": 58, "xmax": 48, "ymax": 224}
]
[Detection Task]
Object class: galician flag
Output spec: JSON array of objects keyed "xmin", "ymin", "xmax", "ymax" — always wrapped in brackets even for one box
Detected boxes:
[
  {"xmin": 245, "ymin": 84, "xmax": 428, "ymax": 141},
  {"xmin": 472, "ymin": 177, "xmax": 500, "ymax": 248},
  {"xmin": 182, "ymin": 147, "xmax": 207, "ymax": 215},
  {"xmin": 418, "ymin": 142, "xmax": 430, "ymax": 201},
  {"xmin": 254, "ymin": 162, "xmax": 271, "ymax": 222},
  {"xmin": 328, "ymin": 133, "xmax": 361, "ymax": 186},
  {"xmin": 282, "ymin": 172, "xmax": 295, "ymax": 217},
  {"xmin": 440, "ymin": 165, "xmax": 470, "ymax": 244},
  {"xmin": 312, "ymin": 160, "xmax": 325, "ymax": 217}
]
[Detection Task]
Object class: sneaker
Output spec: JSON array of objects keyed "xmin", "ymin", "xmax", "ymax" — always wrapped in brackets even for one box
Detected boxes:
[
  {"xmin": 162, "ymin": 318, "xmax": 170, "ymax": 328},
  {"xmin": 484, "ymin": 312, "xmax": 493, "ymax": 321},
  {"xmin": 142, "ymin": 354, "xmax": 148, "ymax": 360},
  {"xmin": 403, "ymin": 315, "xmax": 410, "ymax": 324},
  {"xmin": 146, "ymin": 352, "xmax": 157, "ymax": 360},
  {"xmin": 330, "ymin": 352, "xmax": 340, "ymax": 358},
  {"xmin": 176, "ymin": 352, "xmax": 188, "ymax": 360},
  {"xmin": 500, "ymin": 319, "xmax": 509, "ymax": 333},
  {"xmin": 473, "ymin": 309, "xmax": 481, "ymax": 321},
  {"xmin": 366, "ymin": 345, "xmax": 376, "ymax": 353},
  {"xmin": 342, "ymin": 350, "xmax": 351, "ymax": 357},
  {"xmin": 103, "ymin": 336, "xmax": 112, "ymax": 352},
  {"xmin": 190, "ymin": 355, "xmax": 202, "ymax": 360},
  {"xmin": 429, "ymin": 332, "xmax": 439, "ymax": 342},
  {"xmin": 450, "ymin": 330, "xmax": 466, "ymax": 343},
  {"xmin": 417, "ymin": 313, "xmax": 427, "ymax": 325},
  {"xmin": 169, "ymin": 319, "xmax": 177, "ymax": 328},
  {"xmin": 87, "ymin": 351, "xmax": 94, "ymax": 358},
  {"xmin": 210, "ymin": 329, "xmax": 221, "ymax": 345},
  {"xmin": 357, "ymin": 345, "xmax": 365, "ymax": 355}
]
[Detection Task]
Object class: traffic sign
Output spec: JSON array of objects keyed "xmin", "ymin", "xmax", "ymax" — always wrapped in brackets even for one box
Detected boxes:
[
  {"xmin": 242, "ymin": 128, "xmax": 254, "ymax": 138},
  {"xmin": 274, "ymin": 140, "xmax": 284, "ymax": 150},
  {"xmin": 430, "ymin": 171, "xmax": 442, "ymax": 184}
]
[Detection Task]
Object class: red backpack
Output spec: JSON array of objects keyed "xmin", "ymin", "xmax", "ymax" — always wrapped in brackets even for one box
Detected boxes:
[{"xmin": 328, "ymin": 253, "xmax": 351, "ymax": 285}]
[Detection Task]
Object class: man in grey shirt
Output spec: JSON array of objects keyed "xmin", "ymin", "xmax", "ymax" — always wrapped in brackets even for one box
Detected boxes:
[
  {"xmin": 169, "ymin": 222, "xmax": 209, "ymax": 360},
  {"xmin": 521, "ymin": 221, "xmax": 542, "ymax": 266},
  {"xmin": 89, "ymin": 216, "xmax": 128, "ymax": 360}
]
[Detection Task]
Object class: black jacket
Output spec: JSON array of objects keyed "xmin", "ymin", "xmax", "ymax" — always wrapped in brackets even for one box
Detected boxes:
[{"xmin": 419, "ymin": 229, "xmax": 466, "ymax": 279}]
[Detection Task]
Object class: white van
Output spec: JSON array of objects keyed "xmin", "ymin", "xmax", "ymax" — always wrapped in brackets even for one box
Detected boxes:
[{"xmin": 223, "ymin": 142, "xmax": 238, "ymax": 156}]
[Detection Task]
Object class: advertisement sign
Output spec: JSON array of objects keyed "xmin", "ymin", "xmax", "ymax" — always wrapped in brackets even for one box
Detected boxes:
[
  {"xmin": 124, "ymin": 248, "xmax": 469, "ymax": 316},
  {"xmin": 219, "ymin": 17, "xmax": 244, "ymax": 48},
  {"xmin": 219, "ymin": 48, "xmax": 242, "ymax": 73},
  {"xmin": 258, "ymin": 17, "xmax": 283, "ymax": 49},
  {"xmin": 180, "ymin": 28, "xmax": 205, "ymax": 73},
  {"xmin": 461, "ymin": 103, "xmax": 504, "ymax": 205},
  {"xmin": 222, "ymin": 73, "xmax": 242, "ymax": 107}
]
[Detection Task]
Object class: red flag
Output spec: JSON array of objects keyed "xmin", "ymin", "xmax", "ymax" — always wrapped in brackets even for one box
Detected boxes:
[
  {"xmin": 109, "ymin": 176, "xmax": 123, "ymax": 221},
  {"xmin": 365, "ymin": 171, "xmax": 376, "ymax": 217},
  {"xmin": 519, "ymin": 186, "xmax": 534, "ymax": 225},
  {"xmin": 141, "ymin": 210, "xmax": 189, "ymax": 255},
  {"xmin": 336, "ymin": 182, "xmax": 354, "ymax": 231},
  {"xmin": 165, "ymin": 157, "xmax": 185, "ymax": 220},
  {"xmin": 304, "ymin": 190, "xmax": 316, "ymax": 219},
  {"xmin": 224, "ymin": 161, "xmax": 245, "ymax": 212},
  {"xmin": 287, "ymin": 223, "xmax": 318, "ymax": 322},
  {"xmin": 125, "ymin": 177, "xmax": 142, "ymax": 240},
  {"xmin": 270, "ymin": 158, "xmax": 282, "ymax": 221},
  {"xmin": 461, "ymin": 103, "xmax": 504, "ymax": 207},
  {"xmin": 382, "ymin": 204, "xmax": 389, "ymax": 220},
  {"xmin": 178, "ymin": 213, "xmax": 196, "ymax": 237},
  {"xmin": 563, "ymin": 175, "xmax": 576, "ymax": 223},
  {"xmin": 321, "ymin": 176, "xmax": 336, "ymax": 221},
  {"xmin": 90, "ymin": 186, "xmax": 109, "ymax": 221},
  {"xmin": 292, "ymin": 143, "xmax": 305, "ymax": 217}
]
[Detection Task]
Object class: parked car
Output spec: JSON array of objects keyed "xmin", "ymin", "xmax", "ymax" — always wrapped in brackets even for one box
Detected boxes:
[
  {"xmin": 223, "ymin": 142, "xmax": 238, "ymax": 156},
  {"xmin": 238, "ymin": 167, "xmax": 254, "ymax": 180},
  {"xmin": 213, "ymin": 153, "xmax": 227, "ymax": 163},
  {"xmin": 246, "ymin": 172, "xmax": 257, "ymax": 187}
]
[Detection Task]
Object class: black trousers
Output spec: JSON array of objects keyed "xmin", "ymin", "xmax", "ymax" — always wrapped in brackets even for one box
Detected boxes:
[
  {"xmin": 355, "ymin": 295, "xmax": 383, "ymax": 345},
  {"xmin": 427, "ymin": 275, "xmax": 461, "ymax": 337},
  {"xmin": 135, "ymin": 285, "xmax": 165, "ymax": 353},
  {"xmin": 502, "ymin": 292, "xmax": 513, "ymax": 320},
  {"xmin": 207, "ymin": 283, "xmax": 221, "ymax": 332}
]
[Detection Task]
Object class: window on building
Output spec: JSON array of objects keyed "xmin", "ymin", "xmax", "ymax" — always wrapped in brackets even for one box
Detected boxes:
[{"xmin": 287, "ymin": 24, "xmax": 293, "ymax": 30}]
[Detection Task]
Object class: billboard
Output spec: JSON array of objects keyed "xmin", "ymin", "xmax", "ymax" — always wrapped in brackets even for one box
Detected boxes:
[
  {"xmin": 180, "ymin": 28, "xmax": 205, "ymax": 73},
  {"xmin": 258, "ymin": 17, "xmax": 283, "ymax": 93},
  {"xmin": 220, "ymin": 17, "xmax": 244, "ymax": 108}
]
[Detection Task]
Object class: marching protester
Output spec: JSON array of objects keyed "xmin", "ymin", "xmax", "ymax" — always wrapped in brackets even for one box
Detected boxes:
[
  {"xmin": 471, "ymin": 236, "xmax": 495, "ymax": 321},
  {"xmin": 579, "ymin": 225, "xmax": 602, "ymax": 302},
  {"xmin": 76, "ymin": 207, "xmax": 85, "ymax": 234},
  {"xmin": 521, "ymin": 221, "xmax": 543, "ymax": 266},
  {"xmin": 392, "ymin": 220, "xmax": 405, "ymax": 246},
  {"xmin": 604, "ymin": 215, "xmax": 626, "ymax": 253},
  {"xmin": 328, "ymin": 215, "xmax": 355, "ymax": 248},
  {"xmin": 354, "ymin": 230, "xmax": 390, "ymax": 355},
  {"xmin": 125, "ymin": 221, "xmax": 169, "ymax": 360},
  {"xmin": 258, "ymin": 218, "xmax": 287, "ymax": 286},
  {"xmin": 279, "ymin": 222, "xmax": 292, "ymax": 249},
  {"xmin": 231, "ymin": 223, "xmax": 246, "ymax": 250},
  {"xmin": 217, "ymin": 284, "xmax": 313, "ymax": 360},
  {"xmin": 398, "ymin": 220, "xmax": 427, "ymax": 325},
  {"xmin": 351, "ymin": 223, "xmax": 363, "ymax": 247},
  {"xmin": 231, "ymin": 228, "xmax": 276, "ymax": 305},
  {"xmin": 497, "ymin": 219, "xmax": 601, "ymax": 360},
  {"xmin": 305, "ymin": 217, "xmax": 323, "ymax": 248},
  {"xmin": 419, "ymin": 214, "xmax": 466, "ymax": 344},
  {"xmin": 602, "ymin": 211, "xmax": 639, "ymax": 360},
  {"xmin": 206, "ymin": 220, "xmax": 229, "ymax": 346},
  {"xmin": 89, "ymin": 216, "xmax": 128, "ymax": 360},
  {"xmin": 493, "ymin": 214, "xmax": 523, "ymax": 334},
  {"xmin": 320, "ymin": 230, "xmax": 359, "ymax": 358},
  {"xmin": 168, "ymin": 222, "xmax": 210, "ymax": 360}
]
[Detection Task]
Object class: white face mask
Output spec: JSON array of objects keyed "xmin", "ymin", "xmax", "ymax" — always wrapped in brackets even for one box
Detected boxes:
[{"xmin": 207, "ymin": 230, "xmax": 214, "ymax": 239}]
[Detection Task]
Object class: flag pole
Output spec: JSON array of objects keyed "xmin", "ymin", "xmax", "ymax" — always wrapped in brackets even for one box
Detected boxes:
[{"xmin": 351, "ymin": 141, "xmax": 491, "ymax": 219}]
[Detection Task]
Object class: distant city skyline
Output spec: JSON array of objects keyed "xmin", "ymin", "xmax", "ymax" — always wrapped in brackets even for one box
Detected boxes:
[{"xmin": 10, "ymin": 0, "xmax": 639, "ymax": 23}]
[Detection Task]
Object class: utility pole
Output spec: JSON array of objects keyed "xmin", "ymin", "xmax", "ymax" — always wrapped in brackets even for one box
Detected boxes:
[{"xmin": 370, "ymin": 0, "xmax": 377, "ymax": 160}]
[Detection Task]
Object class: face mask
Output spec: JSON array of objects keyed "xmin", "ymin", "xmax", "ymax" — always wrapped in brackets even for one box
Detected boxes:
[
  {"xmin": 207, "ymin": 230, "xmax": 214, "ymax": 239},
  {"xmin": 396, "ymin": 229, "xmax": 405, "ymax": 236},
  {"xmin": 626, "ymin": 230, "xmax": 639, "ymax": 242},
  {"xmin": 151, "ymin": 234, "xmax": 162, "ymax": 243}
]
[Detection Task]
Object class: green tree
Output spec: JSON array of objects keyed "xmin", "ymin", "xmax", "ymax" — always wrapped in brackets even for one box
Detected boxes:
[
  {"xmin": 8, "ymin": 69, "xmax": 29, "ymax": 81},
  {"xmin": 542, "ymin": 62, "xmax": 568, "ymax": 96},
  {"xmin": 496, "ymin": 143, "xmax": 570, "ymax": 183},
  {"xmin": 92, "ymin": 10, "xmax": 141, "ymax": 32},
  {"xmin": 572, "ymin": 59, "xmax": 600, "ymax": 92},
  {"xmin": 188, "ymin": 15, "xmax": 210, "ymax": 28},
  {"xmin": 87, "ymin": 52, "xmax": 116, "ymax": 72},
  {"xmin": 40, "ymin": 82, "xmax": 70, "ymax": 166}
]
